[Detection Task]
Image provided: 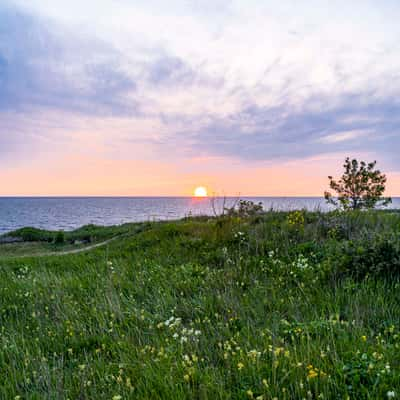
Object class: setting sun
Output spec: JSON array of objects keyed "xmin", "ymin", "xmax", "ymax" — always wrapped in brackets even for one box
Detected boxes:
[{"xmin": 194, "ymin": 186, "xmax": 208, "ymax": 197}]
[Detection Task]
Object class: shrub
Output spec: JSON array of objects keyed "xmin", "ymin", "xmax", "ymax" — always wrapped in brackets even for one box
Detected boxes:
[
  {"xmin": 55, "ymin": 231, "xmax": 65, "ymax": 244},
  {"xmin": 225, "ymin": 200, "xmax": 264, "ymax": 218},
  {"xmin": 327, "ymin": 235, "xmax": 400, "ymax": 280},
  {"xmin": 6, "ymin": 227, "xmax": 54, "ymax": 242}
]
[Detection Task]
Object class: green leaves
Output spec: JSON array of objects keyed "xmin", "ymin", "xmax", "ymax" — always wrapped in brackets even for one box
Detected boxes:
[{"xmin": 325, "ymin": 158, "xmax": 392, "ymax": 211}]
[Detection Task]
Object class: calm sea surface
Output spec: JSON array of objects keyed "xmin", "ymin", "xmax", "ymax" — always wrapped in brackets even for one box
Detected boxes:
[{"xmin": 0, "ymin": 197, "xmax": 399, "ymax": 234}]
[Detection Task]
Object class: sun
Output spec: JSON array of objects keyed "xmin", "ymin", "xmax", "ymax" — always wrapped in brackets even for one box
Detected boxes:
[{"xmin": 194, "ymin": 186, "xmax": 208, "ymax": 197}]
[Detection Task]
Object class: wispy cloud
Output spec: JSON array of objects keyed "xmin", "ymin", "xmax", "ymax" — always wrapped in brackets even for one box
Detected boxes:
[{"xmin": 317, "ymin": 130, "xmax": 370, "ymax": 144}]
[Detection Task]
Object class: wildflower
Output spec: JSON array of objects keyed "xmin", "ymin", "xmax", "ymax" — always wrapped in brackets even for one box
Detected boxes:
[
  {"xmin": 361, "ymin": 335, "xmax": 367, "ymax": 342},
  {"xmin": 273, "ymin": 347, "xmax": 284, "ymax": 356},
  {"xmin": 126, "ymin": 377, "xmax": 133, "ymax": 389},
  {"xmin": 247, "ymin": 349, "xmax": 261, "ymax": 361},
  {"xmin": 184, "ymin": 374, "xmax": 190, "ymax": 382},
  {"xmin": 237, "ymin": 362, "xmax": 244, "ymax": 370},
  {"xmin": 112, "ymin": 396, "xmax": 122, "ymax": 400},
  {"xmin": 307, "ymin": 369, "xmax": 318, "ymax": 379},
  {"xmin": 262, "ymin": 379, "xmax": 269, "ymax": 387},
  {"xmin": 247, "ymin": 389, "xmax": 254, "ymax": 398},
  {"xmin": 387, "ymin": 392, "xmax": 396, "ymax": 399}
]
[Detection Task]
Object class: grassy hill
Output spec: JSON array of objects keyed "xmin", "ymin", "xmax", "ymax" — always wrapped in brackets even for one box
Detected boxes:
[{"xmin": 1, "ymin": 210, "xmax": 400, "ymax": 399}]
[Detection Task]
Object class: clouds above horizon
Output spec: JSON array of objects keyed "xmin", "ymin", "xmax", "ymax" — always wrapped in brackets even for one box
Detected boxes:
[{"xmin": 1, "ymin": 0, "xmax": 400, "ymax": 194}]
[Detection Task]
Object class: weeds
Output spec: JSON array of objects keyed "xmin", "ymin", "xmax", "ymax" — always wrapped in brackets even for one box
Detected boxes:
[{"xmin": 0, "ymin": 211, "xmax": 399, "ymax": 398}]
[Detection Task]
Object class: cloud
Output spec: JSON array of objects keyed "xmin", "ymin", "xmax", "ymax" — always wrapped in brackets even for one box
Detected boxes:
[
  {"xmin": 163, "ymin": 92, "xmax": 400, "ymax": 167},
  {"xmin": 0, "ymin": 4, "xmax": 138, "ymax": 116},
  {"xmin": 2, "ymin": 0, "xmax": 400, "ymax": 187},
  {"xmin": 317, "ymin": 130, "xmax": 370, "ymax": 144},
  {"xmin": 146, "ymin": 55, "xmax": 196, "ymax": 86}
]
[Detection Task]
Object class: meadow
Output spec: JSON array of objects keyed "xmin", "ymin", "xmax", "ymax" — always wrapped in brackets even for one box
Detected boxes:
[{"xmin": 1, "ymin": 209, "xmax": 400, "ymax": 399}]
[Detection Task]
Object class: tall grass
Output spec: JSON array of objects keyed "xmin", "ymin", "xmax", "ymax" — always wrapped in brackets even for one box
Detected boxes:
[{"xmin": 0, "ymin": 211, "xmax": 400, "ymax": 399}]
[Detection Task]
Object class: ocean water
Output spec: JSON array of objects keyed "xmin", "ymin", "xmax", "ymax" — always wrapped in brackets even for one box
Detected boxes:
[{"xmin": 0, "ymin": 197, "xmax": 399, "ymax": 234}]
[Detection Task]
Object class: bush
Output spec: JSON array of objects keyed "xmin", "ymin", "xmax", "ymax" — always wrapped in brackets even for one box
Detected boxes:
[
  {"xmin": 327, "ymin": 235, "xmax": 400, "ymax": 280},
  {"xmin": 6, "ymin": 227, "xmax": 54, "ymax": 242},
  {"xmin": 225, "ymin": 200, "xmax": 264, "ymax": 218},
  {"xmin": 55, "ymin": 231, "xmax": 65, "ymax": 244}
]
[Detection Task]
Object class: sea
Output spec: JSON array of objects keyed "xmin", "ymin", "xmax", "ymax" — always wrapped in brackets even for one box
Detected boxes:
[{"xmin": 0, "ymin": 197, "xmax": 399, "ymax": 234}]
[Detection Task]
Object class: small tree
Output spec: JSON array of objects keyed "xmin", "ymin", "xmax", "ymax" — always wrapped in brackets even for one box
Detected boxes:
[{"xmin": 324, "ymin": 157, "xmax": 391, "ymax": 211}]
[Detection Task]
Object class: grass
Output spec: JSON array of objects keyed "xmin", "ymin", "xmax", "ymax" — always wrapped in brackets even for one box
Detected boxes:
[
  {"xmin": 0, "ymin": 210, "xmax": 400, "ymax": 399},
  {"xmin": 2, "ymin": 223, "xmax": 144, "ymax": 244},
  {"xmin": 0, "ymin": 223, "xmax": 148, "ymax": 258}
]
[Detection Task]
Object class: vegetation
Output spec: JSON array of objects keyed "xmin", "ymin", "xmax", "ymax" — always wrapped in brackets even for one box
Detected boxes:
[
  {"xmin": 2, "ymin": 223, "xmax": 147, "ymax": 245},
  {"xmin": 0, "ymin": 210, "xmax": 400, "ymax": 399},
  {"xmin": 325, "ymin": 158, "xmax": 392, "ymax": 210},
  {"xmin": 225, "ymin": 199, "xmax": 264, "ymax": 218}
]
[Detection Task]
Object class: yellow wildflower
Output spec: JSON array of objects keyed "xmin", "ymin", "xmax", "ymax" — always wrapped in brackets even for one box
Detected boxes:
[{"xmin": 308, "ymin": 369, "xmax": 318, "ymax": 379}]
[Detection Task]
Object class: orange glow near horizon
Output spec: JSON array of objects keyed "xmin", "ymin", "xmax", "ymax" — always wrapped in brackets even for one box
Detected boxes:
[
  {"xmin": 194, "ymin": 186, "xmax": 208, "ymax": 197},
  {"xmin": 2, "ymin": 153, "xmax": 400, "ymax": 197}
]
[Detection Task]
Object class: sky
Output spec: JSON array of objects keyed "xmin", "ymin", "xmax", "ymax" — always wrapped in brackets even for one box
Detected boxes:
[{"xmin": 1, "ymin": 0, "xmax": 400, "ymax": 196}]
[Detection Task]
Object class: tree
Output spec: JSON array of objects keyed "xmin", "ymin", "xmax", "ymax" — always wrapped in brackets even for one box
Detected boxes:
[{"xmin": 324, "ymin": 158, "xmax": 391, "ymax": 211}]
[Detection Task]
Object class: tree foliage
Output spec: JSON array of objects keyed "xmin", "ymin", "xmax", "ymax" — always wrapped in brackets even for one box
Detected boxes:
[{"xmin": 324, "ymin": 158, "xmax": 391, "ymax": 210}]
